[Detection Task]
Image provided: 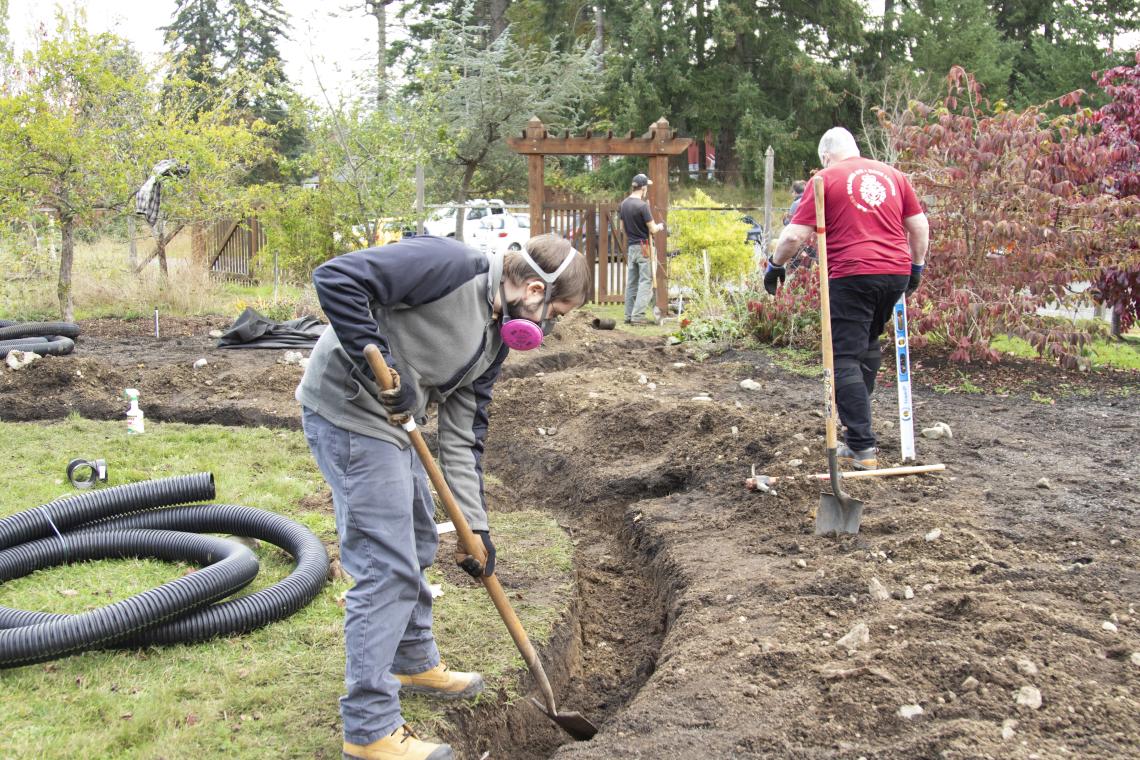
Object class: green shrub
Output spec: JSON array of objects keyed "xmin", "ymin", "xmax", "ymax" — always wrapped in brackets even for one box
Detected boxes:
[
  {"xmin": 254, "ymin": 185, "xmax": 345, "ymax": 281},
  {"xmin": 668, "ymin": 191, "xmax": 754, "ymax": 286}
]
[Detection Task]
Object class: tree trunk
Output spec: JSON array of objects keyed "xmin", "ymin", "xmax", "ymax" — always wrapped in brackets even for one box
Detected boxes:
[
  {"xmin": 57, "ymin": 213, "xmax": 75, "ymax": 322},
  {"xmin": 715, "ymin": 127, "xmax": 739, "ymax": 185},
  {"xmin": 490, "ymin": 0, "xmax": 508, "ymax": 41},
  {"xmin": 594, "ymin": 3, "xmax": 604, "ymax": 68},
  {"xmin": 455, "ymin": 161, "xmax": 478, "ymax": 242},
  {"xmin": 368, "ymin": 0, "xmax": 389, "ymax": 105},
  {"xmin": 157, "ymin": 218, "xmax": 169, "ymax": 279}
]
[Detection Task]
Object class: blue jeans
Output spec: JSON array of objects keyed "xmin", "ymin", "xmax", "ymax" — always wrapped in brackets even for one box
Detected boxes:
[
  {"xmin": 301, "ymin": 408, "xmax": 441, "ymax": 745},
  {"xmin": 624, "ymin": 243, "xmax": 653, "ymax": 321}
]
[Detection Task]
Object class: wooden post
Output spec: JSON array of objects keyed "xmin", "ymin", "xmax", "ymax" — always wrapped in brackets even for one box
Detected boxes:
[
  {"xmin": 127, "ymin": 215, "xmax": 137, "ymax": 270},
  {"xmin": 649, "ymin": 119, "xmax": 671, "ymax": 317},
  {"xmin": 526, "ymin": 117, "xmax": 546, "ymax": 235},
  {"xmin": 598, "ymin": 206, "xmax": 610, "ymax": 304},
  {"xmin": 763, "ymin": 145, "xmax": 774, "ymax": 256},
  {"xmin": 415, "ymin": 164, "xmax": 425, "ymax": 235}
]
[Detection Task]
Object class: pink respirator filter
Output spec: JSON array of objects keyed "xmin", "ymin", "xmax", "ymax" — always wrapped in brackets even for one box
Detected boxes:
[{"xmin": 500, "ymin": 318, "xmax": 545, "ymax": 351}]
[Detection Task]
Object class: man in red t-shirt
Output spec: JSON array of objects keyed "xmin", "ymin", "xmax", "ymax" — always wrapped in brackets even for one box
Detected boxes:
[{"xmin": 767, "ymin": 127, "xmax": 930, "ymax": 469}]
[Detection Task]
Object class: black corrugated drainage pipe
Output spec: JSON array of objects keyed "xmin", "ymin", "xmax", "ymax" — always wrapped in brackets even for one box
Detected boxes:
[
  {"xmin": 0, "ymin": 321, "xmax": 80, "ymax": 358},
  {"xmin": 0, "ymin": 474, "xmax": 330, "ymax": 668}
]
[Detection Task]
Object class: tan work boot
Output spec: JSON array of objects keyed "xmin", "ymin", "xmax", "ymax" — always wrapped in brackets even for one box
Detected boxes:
[
  {"xmin": 837, "ymin": 444, "xmax": 878, "ymax": 471},
  {"xmin": 395, "ymin": 661, "xmax": 484, "ymax": 700},
  {"xmin": 343, "ymin": 724, "xmax": 453, "ymax": 760}
]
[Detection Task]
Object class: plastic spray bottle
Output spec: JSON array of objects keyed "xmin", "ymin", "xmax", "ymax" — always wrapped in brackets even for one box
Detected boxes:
[{"xmin": 124, "ymin": 388, "xmax": 145, "ymax": 434}]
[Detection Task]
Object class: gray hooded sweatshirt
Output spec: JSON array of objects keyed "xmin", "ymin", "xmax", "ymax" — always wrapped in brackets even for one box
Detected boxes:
[{"xmin": 296, "ymin": 236, "xmax": 509, "ymax": 531}]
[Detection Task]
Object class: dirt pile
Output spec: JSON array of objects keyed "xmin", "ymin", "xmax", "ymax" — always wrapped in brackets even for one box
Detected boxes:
[{"xmin": 484, "ymin": 313, "xmax": 1140, "ymax": 759}]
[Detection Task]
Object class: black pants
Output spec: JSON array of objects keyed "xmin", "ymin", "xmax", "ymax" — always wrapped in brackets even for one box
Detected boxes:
[{"xmin": 828, "ymin": 274, "xmax": 909, "ymax": 451}]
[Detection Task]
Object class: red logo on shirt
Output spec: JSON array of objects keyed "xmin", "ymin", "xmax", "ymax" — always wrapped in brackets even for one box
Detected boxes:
[{"xmin": 845, "ymin": 169, "xmax": 897, "ymax": 213}]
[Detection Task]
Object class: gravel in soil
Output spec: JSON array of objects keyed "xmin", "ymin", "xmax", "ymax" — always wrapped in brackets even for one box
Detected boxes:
[{"xmin": 3, "ymin": 313, "xmax": 1140, "ymax": 759}]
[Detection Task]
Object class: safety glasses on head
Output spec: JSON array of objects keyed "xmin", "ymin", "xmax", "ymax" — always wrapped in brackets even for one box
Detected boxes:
[{"xmin": 499, "ymin": 244, "xmax": 581, "ymax": 351}]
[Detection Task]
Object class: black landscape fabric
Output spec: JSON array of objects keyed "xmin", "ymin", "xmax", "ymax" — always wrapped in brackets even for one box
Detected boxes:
[{"xmin": 216, "ymin": 307, "xmax": 327, "ymax": 349}]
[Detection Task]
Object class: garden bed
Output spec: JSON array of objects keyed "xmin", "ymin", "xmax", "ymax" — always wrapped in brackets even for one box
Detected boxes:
[{"xmin": 1, "ymin": 312, "xmax": 1139, "ymax": 758}]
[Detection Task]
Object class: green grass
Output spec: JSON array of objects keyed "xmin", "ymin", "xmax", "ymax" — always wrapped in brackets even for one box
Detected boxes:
[
  {"xmin": 581, "ymin": 302, "xmax": 676, "ymax": 337},
  {"xmin": 991, "ymin": 333, "xmax": 1140, "ymax": 371},
  {"xmin": 0, "ymin": 418, "xmax": 573, "ymax": 758},
  {"xmin": 769, "ymin": 346, "xmax": 822, "ymax": 378}
]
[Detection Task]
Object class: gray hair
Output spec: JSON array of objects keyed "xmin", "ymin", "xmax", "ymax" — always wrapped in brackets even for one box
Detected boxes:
[{"xmin": 818, "ymin": 127, "xmax": 860, "ymax": 165}]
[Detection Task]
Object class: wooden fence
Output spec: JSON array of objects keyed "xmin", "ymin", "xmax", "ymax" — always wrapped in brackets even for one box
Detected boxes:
[{"xmin": 207, "ymin": 217, "xmax": 265, "ymax": 279}]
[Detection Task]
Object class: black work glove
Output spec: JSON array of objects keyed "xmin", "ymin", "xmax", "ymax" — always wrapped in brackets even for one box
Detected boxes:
[
  {"xmin": 456, "ymin": 529, "xmax": 495, "ymax": 578},
  {"xmin": 763, "ymin": 257, "xmax": 786, "ymax": 296},
  {"xmin": 378, "ymin": 366, "xmax": 416, "ymax": 423},
  {"xmin": 906, "ymin": 263, "xmax": 924, "ymax": 297}
]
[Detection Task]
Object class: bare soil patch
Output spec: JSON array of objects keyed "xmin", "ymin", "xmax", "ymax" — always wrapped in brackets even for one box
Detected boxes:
[{"xmin": 3, "ymin": 312, "xmax": 1139, "ymax": 758}]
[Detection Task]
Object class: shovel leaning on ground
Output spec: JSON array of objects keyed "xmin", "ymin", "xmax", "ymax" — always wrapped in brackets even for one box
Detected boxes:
[
  {"xmin": 363, "ymin": 345, "xmax": 598, "ymax": 742},
  {"xmin": 812, "ymin": 176, "xmax": 865, "ymax": 536}
]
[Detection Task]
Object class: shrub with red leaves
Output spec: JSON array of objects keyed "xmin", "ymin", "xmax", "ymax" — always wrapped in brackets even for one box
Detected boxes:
[{"xmin": 879, "ymin": 65, "xmax": 1140, "ymax": 367}]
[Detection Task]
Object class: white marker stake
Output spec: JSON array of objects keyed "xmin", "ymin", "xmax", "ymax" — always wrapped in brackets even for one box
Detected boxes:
[{"xmin": 893, "ymin": 295, "xmax": 916, "ymax": 462}]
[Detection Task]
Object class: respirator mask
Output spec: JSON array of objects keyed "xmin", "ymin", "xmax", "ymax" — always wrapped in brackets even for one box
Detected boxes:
[{"xmin": 499, "ymin": 246, "xmax": 579, "ymax": 351}]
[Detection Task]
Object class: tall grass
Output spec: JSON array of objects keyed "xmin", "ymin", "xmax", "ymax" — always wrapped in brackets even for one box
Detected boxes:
[{"xmin": 0, "ymin": 231, "xmax": 313, "ymax": 322}]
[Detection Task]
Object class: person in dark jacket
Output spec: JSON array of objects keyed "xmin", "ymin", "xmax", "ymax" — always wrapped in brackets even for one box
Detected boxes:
[{"xmin": 297, "ymin": 233, "xmax": 589, "ymax": 760}]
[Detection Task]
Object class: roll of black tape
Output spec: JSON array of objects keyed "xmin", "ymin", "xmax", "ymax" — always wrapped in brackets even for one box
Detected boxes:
[{"xmin": 66, "ymin": 459, "xmax": 108, "ymax": 490}]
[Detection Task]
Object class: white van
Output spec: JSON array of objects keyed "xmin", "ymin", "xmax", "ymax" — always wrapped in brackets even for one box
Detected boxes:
[{"xmin": 423, "ymin": 199, "xmax": 507, "ymax": 243}]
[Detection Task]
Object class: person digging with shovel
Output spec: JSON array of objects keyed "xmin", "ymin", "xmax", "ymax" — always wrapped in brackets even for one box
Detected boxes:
[
  {"xmin": 297, "ymin": 233, "xmax": 590, "ymax": 760},
  {"xmin": 766, "ymin": 127, "xmax": 929, "ymax": 471}
]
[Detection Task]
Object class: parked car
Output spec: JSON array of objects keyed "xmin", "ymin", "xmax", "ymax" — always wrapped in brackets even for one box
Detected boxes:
[
  {"xmin": 423, "ymin": 199, "xmax": 507, "ymax": 243},
  {"xmin": 470, "ymin": 213, "xmax": 528, "ymax": 255}
]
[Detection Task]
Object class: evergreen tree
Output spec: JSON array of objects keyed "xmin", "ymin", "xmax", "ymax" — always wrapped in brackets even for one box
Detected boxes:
[
  {"xmin": 225, "ymin": 0, "xmax": 289, "ymax": 110},
  {"xmin": 901, "ymin": 0, "xmax": 1016, "ymax": 95},
  {"xmin": 162, "ymin": 0, "xmax": 227, "ymax": 91}
]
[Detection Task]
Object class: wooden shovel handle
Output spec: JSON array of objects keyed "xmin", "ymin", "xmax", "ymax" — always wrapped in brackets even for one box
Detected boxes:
[
  {"xmin": 813, "ymin": 176, "xmax": 840, "ymax": 451},
  {"xmin": 362, "ymin": 344, "xmax": 561, "ymax": 714},
  {"xmin": 761, "ymin": 463, "xmax": 947, "ymax": 486}
]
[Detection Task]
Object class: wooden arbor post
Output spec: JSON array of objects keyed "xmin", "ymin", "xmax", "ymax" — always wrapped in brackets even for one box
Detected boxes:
[{"xmin": 508, "ymin": 117, "xmax": 691, "ymax": 316}]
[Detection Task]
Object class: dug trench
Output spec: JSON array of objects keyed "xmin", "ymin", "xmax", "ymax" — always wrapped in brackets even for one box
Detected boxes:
[{"xmin": 453, "ymin": 315, "xmax": 1140, "ymax": 759}]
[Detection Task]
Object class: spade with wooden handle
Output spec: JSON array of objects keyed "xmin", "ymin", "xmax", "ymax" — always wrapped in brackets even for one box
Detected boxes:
[
  {"xmin": 812, "ymin": 176, "xmax": 866, "ymax": 535},
  {"xmin": 363, "ymin": 345, "xmax": 598, "ymax": 741}
]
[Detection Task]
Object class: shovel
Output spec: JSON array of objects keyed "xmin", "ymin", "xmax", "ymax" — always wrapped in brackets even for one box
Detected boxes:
[
  {"xmin": 811, "ymin": 177, "xmax": 865, "ymax": 536},
  {"xmin": 363, "ymin": 345, "xmax": 598, "ymax": 742}
]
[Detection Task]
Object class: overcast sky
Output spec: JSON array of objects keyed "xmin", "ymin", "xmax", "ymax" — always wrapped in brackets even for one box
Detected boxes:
[
  {"xmin": 6, "ymin": 0, "xmax": 397, "ymax": 102},
  {"xmin": 6, "ymin": 0, "xmax": 1136, "ymax": 104}
]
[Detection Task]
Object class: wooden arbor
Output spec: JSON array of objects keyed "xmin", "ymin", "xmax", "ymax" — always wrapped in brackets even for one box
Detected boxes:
[{"xmin": 507, "ymin": 117, "xmax": 691, "ymax": 314}]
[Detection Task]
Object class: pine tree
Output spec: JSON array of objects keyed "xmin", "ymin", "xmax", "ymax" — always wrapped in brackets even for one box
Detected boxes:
[
  {"xmin": 225, "ymin": 0, "xmax": 289, "ymax": 110},
  {"xmin": 162, "ymin": 0, "xmax": 227, "ymax": 91}
]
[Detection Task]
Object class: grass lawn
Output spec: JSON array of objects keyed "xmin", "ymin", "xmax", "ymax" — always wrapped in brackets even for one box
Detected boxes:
[
  {"xmin": 582, "ymin": 302, "xmax": 678, "ymax": 338},
  {"xmin": 0, "ymin": 417, "xmax": 572, "ymax": 759},
  {"xmin": 991, "ymin": 332, "xmax": 1140, "ymax": 371}
]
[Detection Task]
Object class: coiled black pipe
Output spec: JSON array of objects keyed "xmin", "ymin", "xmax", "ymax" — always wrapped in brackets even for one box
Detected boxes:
[
  {"xmin": 0, "ymin": 321, "xmax": 80, "ymax": 359},
  {"xmin": 0, "ymin": 475, "xmax": 329, "ymax": 667},
  {"xmin": 0, "ymin": 530, "xmax": 258, "ymax": 668},
  {"xmin": 0, "ymin": 322, "xmax": 80, "ymax": 340},
  {"xmin": 0, "ymin": 336, "xmax": 76, "ymax": 358}
]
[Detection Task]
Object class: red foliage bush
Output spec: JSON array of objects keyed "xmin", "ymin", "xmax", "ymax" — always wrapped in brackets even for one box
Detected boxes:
[
  {"xmin": 746, "ymin": 266, "xmax": 821, "ymax": 348},
  {"xmin": 882, "ymin": 65, "xmax": 1140, "ymax": 366}
]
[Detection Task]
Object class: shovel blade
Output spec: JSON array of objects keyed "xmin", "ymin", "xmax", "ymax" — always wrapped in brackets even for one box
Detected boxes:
[
  {"xmin": 530, "ymin": 698, "xmax": 599, "ymax": 741},
  {"xmin": 815, "ymin": 491, "xmax": 864, "ymax": 535}
]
